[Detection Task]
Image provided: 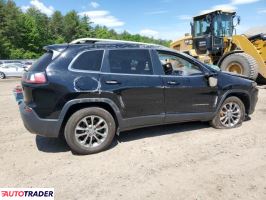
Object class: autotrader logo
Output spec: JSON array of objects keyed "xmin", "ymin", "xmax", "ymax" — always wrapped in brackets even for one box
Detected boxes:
[{"xmin": 0, "ymin": 188, "xmax": 54, "ymax": 199}]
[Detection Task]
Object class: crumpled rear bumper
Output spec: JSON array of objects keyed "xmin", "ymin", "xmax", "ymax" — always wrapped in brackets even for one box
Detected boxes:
[
  {"xmin": 248, "ymin": 87, "xmax": 258, "ymax": 115},
  {"xmin": 19, "ymin": 102, "xmax": 61, "ymax": 138}
]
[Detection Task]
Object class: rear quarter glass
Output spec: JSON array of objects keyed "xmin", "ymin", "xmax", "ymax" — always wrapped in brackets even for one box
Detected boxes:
[{"xmin": 29, "ymin": 52, "xmax": 53, "ymax": 72}]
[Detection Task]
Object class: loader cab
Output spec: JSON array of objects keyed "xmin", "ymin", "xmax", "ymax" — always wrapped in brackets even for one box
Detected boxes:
[{"xmin": 192, "ymin": 10, "xmax": 235, "ymax": 55}]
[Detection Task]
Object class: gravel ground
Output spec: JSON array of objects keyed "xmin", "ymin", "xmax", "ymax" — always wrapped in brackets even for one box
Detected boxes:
[{"xmin": 0, "ymin": 78, "xmax": 266, "ymax": 200}]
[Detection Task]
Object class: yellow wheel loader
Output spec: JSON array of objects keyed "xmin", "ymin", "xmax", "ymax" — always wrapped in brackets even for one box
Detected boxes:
[{"xmin": 170, "ymin": 10, "xmax": 266, "ymax": 81}]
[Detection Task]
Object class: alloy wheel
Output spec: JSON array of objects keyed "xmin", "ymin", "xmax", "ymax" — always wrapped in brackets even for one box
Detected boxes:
[
  {"xmin": 219, "ymin": 102, "xmax": 241, "ymax": 127},
  {"xmin": 74, "ymin": 115, "xmax": 108, "ymax": 148},
  {"xmin": 0, "ymin": 72, "xmax": 5, "ymax": 79}
]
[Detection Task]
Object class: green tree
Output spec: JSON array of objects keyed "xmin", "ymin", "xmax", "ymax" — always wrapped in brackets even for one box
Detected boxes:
[
  {"xmin": 0, "ymin": 0, "xmax": 23, "ymax": 58},
  {"xmin": 17, "ymin": 8, "xmax": 51, "ymax": 57},
  {"xmin": 63, "ymin": 10, "xmax": 80, "ymax": 42},
  {"xmin": 94, "ymin": 25, "xmax": 113, "ymax": 39},
  {"xmin": 50, "ymin": 11, "xmax": 64, "ymax": 43},
  {"xmin": 75, "ymin": 15, "xmax": 93, "ymax": 38},
  {"xmin": 0, "ymin": 0, "xmax": 171, "ymax": 59},
  {"xmin": 0, "ymin": 0, "xmax": 10, "ymax": 58}
]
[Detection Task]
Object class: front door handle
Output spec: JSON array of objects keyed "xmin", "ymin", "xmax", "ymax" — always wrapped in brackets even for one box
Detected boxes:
[
  {"xmin": 167, "ymin": 81, "xmax": 180, "ymax": 85},
  {"xmin": 105, "ymin": 80, "xmax": 120, "ymax": 85}
]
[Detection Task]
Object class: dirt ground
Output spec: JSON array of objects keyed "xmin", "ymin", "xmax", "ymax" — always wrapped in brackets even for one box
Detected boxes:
[{"xmin": 0, "ymin": 78, "xmax": 266, "ymax": 200}]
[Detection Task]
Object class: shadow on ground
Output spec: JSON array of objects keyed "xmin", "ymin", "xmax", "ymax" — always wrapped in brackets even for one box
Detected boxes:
[
  {"xmin": 36, "ymin": 136, "xmax": 70, "ymax": 153},
  {"xmin": 35, "ymin": 121, "xmax": 209, "ymax": 153},
  {"xmin": 118, "ymin": 121, "xmax": 209, "ymax": 143}
]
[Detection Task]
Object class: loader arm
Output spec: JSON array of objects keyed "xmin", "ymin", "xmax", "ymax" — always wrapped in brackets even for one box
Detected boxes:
[{"xmin": 231, "ymin": 35, "xmax": 266, "ymax": 78}]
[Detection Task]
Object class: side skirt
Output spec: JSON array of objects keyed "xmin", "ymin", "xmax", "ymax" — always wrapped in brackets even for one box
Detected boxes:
[{"xmin": 119, "ymin": 112, "xmax": 215, "ymax": 132}]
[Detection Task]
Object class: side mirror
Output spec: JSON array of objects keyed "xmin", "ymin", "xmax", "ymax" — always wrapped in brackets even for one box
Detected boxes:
[
  {"xmin": 204, "ymin": 72, "xmax": 218, "ymax": 87},
  {"xmin": 208, "ymin": 77, "xmax": 218, "ymax": 87},
  {"xmin": 233, "ymin": 16, "xmax": 241, "ymax": 27},
  {"xmin": 237, "ymin": 16, "xmax": 241, "ymax": 25}
]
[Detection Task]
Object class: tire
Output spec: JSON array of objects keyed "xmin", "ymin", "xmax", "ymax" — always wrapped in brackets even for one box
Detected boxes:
[
  {"xmin": 210, "ymin": 96, "xmax": 245, "ymax": 129},
  {"xmin": 0, "ymin": 72, "xmax": 5, "ymax": 79},
  {"xmin": 64, "ymin": 107, "xmax": 116, "ymax": 155},
  {"xmin": 220, "ymin": 53, "xmax": 259, "ymax": 80}
]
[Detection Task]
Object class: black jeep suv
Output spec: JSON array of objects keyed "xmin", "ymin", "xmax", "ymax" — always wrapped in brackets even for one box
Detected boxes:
[{"xmin": 19, "ymin": 38, "xmax": 258, "ymax": 154}]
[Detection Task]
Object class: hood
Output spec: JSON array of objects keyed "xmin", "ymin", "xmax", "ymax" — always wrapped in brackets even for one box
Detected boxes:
[{"xmin": 221, "ymin": 71, "xmax": 254, "ymax": 81}]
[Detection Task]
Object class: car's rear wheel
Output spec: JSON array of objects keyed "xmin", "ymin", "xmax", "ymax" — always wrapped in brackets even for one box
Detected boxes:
[
  {"xmin": 0, "ymin": 72, "xmax": 5, "ymax": 79},
  {"xmin": 210, "ymin": 96, "xmax": 245, "ymax": 129},
  {"xmin": 65, "ymin": 107, "xmax": 116, "ymax": 155}
]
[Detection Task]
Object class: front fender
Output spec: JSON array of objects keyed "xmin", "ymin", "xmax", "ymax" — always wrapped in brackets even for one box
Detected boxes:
[{"xmin": 215, "ymin": 89, "xmax": 251, "ymax": 114}]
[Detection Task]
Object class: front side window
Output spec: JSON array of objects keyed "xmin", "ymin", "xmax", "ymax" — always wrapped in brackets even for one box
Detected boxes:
[
  {"xmin": 71, "ymin": 50, "xmax": 104, "ymax": 71},
  {"xmin": 108, "ymin": 49, "xmax": 153, "ymax": 75},
  {"xmin": 158, "ymin": 51, "xmax": 203, "ymax": 76}
]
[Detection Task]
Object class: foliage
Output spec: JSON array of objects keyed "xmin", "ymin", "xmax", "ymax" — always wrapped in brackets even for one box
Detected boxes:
[{"xmin": 0, "ymin": 0, "xmax": 171, "ymax": 59}]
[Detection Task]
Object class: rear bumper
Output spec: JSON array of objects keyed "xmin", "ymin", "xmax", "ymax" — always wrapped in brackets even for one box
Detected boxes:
[
  {"xmin": 248, "ymin": 87, "xmax": 258, "ymax": 115},
  {"xmin": 19, "ymin": 102, "xmax": 61, "ymax": 138}
]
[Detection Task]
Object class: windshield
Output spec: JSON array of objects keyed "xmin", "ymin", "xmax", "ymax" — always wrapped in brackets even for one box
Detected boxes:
[
  {"xmin": 214, "ymin": 14, "xmax": 233, "ymax": 37},
  {"xmin": 194, "ymin": 17, "xmax": 211, "ymax": 37}
]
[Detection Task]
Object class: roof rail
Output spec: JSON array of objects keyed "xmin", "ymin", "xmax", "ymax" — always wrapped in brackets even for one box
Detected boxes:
[{"xmin": 70, "ymin": 38, "xmax": 161, "ymax": 47}]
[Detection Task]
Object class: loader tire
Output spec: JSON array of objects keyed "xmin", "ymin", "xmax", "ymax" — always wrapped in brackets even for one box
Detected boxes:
[{"xmin": 220, "ymin": 53, "xmax": 259, "ymax": 80}]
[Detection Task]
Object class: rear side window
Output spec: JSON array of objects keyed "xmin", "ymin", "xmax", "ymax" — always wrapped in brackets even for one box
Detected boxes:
[
  {"xmin": 71, "ymin": 50, "xmax": 103, "ymax": 71},
  {"xmin": 108, "ymin": 49, "xmax": 153, "ymax": 75},
  {"xmin": 30, "ymin": 52, "xmax": 53, "ymax": 71}
]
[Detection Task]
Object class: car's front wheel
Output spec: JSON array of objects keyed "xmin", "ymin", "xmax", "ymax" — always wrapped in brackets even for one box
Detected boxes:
[
  {"xmin": 0, "ymin": 72, "xmax": 6, "ymax": 79},
  {"xmin": 210, "ymin": 96, "xmax": 245, "ymax": 129},
  {"xmin": 65, "ymin": 107, "xmax": 116, "ymax": 155}
]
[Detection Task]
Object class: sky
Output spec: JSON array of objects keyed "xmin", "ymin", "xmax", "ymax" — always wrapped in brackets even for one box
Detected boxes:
[{"xmin": 14, "ymin": 0, "xmax": 266, "ymax": 40}]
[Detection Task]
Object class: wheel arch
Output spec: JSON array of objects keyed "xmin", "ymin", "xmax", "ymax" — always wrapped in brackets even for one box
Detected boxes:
[
  {"xmin": 58, "ymin": 98, "xmax": 122, "ymax": 138},
  {"xmin": 217, "ymin": 90, "xmax": 251, "ymax": 115},
  {"xmin": 0, "ymin": 71, "xmax": 6, "ymax": 79},
  {"xmin": 226, "ymin": 93, "xmax": 250, "ymax": 114}
]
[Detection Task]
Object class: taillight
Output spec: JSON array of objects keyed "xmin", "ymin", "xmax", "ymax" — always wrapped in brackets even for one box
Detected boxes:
[{"xmin": 23, "ymin": 72, "xmax": 47, "ymax": 84}]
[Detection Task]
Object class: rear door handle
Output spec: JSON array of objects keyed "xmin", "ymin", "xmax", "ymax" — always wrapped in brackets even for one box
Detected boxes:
[
  {"xmin": 105, "ymin": 80, "xmax": 120, "ymax": 85},
  {"xmin": 167, "ymin": 81, "xmax": 180, "ymax": 85}
]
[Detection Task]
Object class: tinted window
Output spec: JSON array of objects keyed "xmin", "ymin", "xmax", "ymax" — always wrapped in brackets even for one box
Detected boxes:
[
  {"xmin": 158, "ymin": 51, "xmax": 202, "ymax": 76},
  {"xmin": 214, "ymin": 14, "xmax": 233, "ymax": 37},
  {"xmin": 71, "ymin": 50, "xmax": 103, "ymax": 71},
  {"xmin": 30, "ymin": 52, "xmax": 53, "ymax": 71},
  {"xmin": 194, "ymin": 17, "xmax": 211, "ymax": 37},
  {"xmin": 109, "ymin": 49, "xmax": 153, "ymax": 75}
]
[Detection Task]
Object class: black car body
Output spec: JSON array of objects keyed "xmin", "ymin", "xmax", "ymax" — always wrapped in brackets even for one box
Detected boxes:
[{"xmin": 19, "ymin": 39, "xmax": 258, "ymax": 154}]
